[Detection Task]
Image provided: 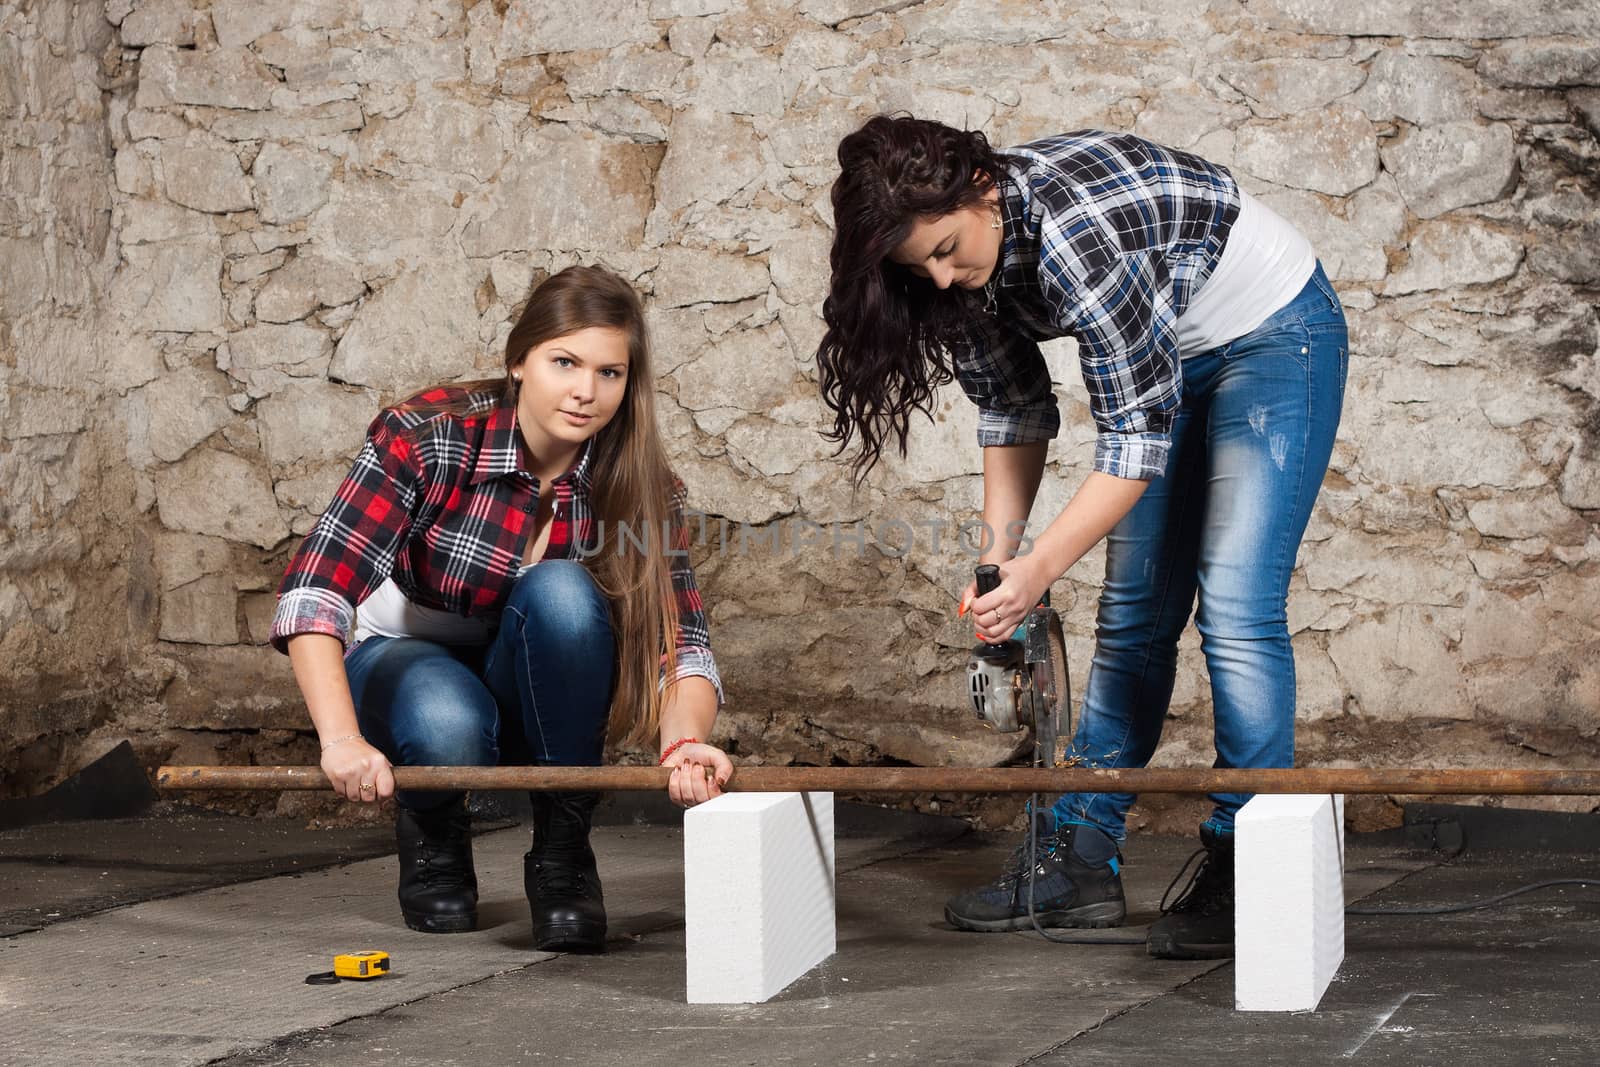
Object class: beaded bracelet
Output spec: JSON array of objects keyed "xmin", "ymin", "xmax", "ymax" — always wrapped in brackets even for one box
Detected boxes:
[
  {"xmin": 658, "ymin": 737, "xmax": 700, "ymax": 765},
  {"xmin": 320, "ymin": 733, "xmax": 364, "ymax": 752}
]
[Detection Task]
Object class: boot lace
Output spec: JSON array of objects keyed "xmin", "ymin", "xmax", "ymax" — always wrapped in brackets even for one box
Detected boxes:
[
  {"xmin": 1159, "ymin": 845, "xmax": 1231, "ymax": 917},
  {"xmin": 532, "ymin": 852, "xmax": 593, "ymax": 897},
  {"xmin": 994, "ymin": 825, "xmax": 1063, "ymax": 891},
  {"xmin": 413, "ymin": 819, "xmax": 472, "ymax": 890}
]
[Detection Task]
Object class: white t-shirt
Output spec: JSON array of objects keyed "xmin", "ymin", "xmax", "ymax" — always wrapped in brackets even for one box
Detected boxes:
[
  {"xmin": 1175, "ymin": 189, "xmax": 1317, "ymax": 356},
  {"xmin": 350, "ymin": 575, "xmax": 500, "ymax": 647}
]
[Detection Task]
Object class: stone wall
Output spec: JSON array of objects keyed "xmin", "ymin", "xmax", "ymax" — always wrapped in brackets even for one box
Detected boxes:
[
  {"xmin": 0, "ymin": 1, "xmax": 126, "ymax": 790},
  {"xmin": 2, "ymin": 0, "xmax": 1597, "ymax": 826}
]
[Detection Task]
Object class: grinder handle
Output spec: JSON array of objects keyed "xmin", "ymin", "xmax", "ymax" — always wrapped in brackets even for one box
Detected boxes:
[
  {"xmin": 975, "ymin": 563, "xmax": 1001, "ymax": 597},
  {"xmin": 973, "ymin": 564, "xmax": 1007, "ymax": 646}
]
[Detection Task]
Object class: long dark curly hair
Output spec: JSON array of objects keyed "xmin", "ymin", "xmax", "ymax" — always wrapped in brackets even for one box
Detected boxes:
[{"xmin": 817, "ymin": 114, "xmax": 1022, "ymax": 480}]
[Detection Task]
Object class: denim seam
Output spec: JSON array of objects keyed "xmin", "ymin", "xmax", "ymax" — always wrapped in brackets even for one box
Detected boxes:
[
  {"xmin": 1209, "ymin": 312, "xmax": 1316, "ymax": 822},
  {"xmin": 1277, "ymin": 317, "xmax": 1315, "ymax": 598},
  {"xmin": 504, "ymin": 604, "xmax": 551, "ymax": 761}
]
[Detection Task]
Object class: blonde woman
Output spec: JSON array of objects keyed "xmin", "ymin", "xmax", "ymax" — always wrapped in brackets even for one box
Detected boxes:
[{"xmin": 271, "ymin": 265, "xmax": 728, "ymax": 952}]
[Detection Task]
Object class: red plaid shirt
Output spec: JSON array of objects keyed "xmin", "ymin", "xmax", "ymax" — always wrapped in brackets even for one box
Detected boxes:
[{"xmin": 270, "ymin": 385, "xmax": 721, "ymax": 700}]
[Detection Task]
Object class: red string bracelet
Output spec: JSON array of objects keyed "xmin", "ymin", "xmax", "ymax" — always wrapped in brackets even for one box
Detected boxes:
[{"xmin": 659, "ymin": 737, "xmax": 699, "ymax": 765}]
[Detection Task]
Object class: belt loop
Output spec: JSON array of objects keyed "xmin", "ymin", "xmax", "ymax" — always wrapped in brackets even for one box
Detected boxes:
[{"xmin": 1315, "ymin": 262, "xmax": 1339, "ymax": 314}]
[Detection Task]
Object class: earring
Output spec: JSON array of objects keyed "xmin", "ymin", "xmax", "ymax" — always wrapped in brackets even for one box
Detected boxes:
[
  {"xmin": 990, "ymin": 210, "xmax": 1002, "ymax": 231},
  {"xmin": 512, "ymin": 372, "xmax": 521, "ymax": 382}
]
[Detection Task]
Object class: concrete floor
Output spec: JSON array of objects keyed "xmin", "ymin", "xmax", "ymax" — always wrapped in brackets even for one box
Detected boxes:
[{"xmin": 2, "ymin": 799, "xmax": 1598, "ymax": 1066}]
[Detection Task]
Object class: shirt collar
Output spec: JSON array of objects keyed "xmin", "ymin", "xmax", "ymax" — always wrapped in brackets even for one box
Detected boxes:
[
  {"xmin": 994, "ymin": 165, "xmax": 1035, "ymax": 286},
  {"xmin": 470, "ymin": 397, "xmax": 523, "ymax": 485},
  {"xmin": 558, "ymin": 435, "xmax": 596, "ymax": 493},
  {"xmin": 470, "ymin": 395, "xmax": 595, "ymax": 491}
]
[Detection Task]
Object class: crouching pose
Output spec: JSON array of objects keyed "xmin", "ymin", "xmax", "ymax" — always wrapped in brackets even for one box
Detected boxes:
[
  {"xmin": 819, "ymin": 116, "xmax": 1346, "ymax": 958},
  {"xmin": 271, "ymin": 265, "xmax": 729, "ymax": 951}
]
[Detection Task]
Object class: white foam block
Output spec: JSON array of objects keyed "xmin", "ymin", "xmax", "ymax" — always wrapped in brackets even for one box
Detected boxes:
[
  {"xmin": 1235, "ymin": 792, "xmax": 1346, "ymax": 1012},
  {"xmin": 684, "ymin": 792, "xmax": 836, "ymax": 1004}
]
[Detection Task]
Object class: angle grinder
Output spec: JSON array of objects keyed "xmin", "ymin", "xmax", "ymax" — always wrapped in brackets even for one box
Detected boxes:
[
  {"xmin": 965, "ymin": 563, "xmax": 1071, "ymax": 768},
  {"xmin": 964, "ymin": 565, "xmax": 1133, "ymax": 945}
]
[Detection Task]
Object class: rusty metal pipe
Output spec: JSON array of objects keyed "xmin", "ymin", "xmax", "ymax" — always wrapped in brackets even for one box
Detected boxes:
[{"xmin": 155, "ymin": 765, "xmax": 1600, "ymax": 796}]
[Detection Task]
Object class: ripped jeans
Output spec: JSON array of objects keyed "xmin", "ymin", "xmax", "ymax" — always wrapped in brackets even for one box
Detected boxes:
[{"xmin": 1051, "ymin": 263, "xmax": 1347, "ymax": 840}]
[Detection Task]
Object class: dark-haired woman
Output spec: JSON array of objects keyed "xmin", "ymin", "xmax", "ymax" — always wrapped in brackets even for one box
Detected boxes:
[
  {"xmin": 818, "ymin": 117, "xmax": 1346, "ymax": 960},
  {"xmin": 271, "ymin": 265, "xmax": 729, "ymax": 952}
]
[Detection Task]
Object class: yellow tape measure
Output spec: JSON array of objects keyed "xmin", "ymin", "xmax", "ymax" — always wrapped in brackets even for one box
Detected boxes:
[
  {"xmin": 306, "ymin": 950, "xmax": 391, "ymax": 984},
  {"xmin": 334, "ymin": 951, "xmax": 391, "ymax": 979}
]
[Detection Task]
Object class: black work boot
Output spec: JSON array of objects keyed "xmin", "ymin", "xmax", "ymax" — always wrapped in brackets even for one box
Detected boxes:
[
  {"xmin": 525, "ymin": 792, "xmax": 607, "ymax": 952},
  {"xmin": 1148, "ymin": 823, "xmax": 1235, "ymax": 959},
  {"xmin": 395, "ymin": 795, "xmax": 478, "ymax": 933},
  {"xmin": 945, "ymin": 813, "xmax": 1126, "ymax": 932}
]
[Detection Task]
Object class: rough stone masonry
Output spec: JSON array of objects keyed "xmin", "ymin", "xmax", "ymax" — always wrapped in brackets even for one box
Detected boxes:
[{"xmin": 1, "ymin": 0, "xmax": 1597, "ymax": 827}]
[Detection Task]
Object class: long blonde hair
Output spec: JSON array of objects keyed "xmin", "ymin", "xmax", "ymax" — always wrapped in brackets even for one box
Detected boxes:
[{"xmin": 406, "ymin": 265, "xmax": 682, "ymax": 747}]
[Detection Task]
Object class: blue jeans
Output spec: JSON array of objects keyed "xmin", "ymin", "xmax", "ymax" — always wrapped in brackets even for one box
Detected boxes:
[
  {"xmin": 1050, "ymin": 264, "xmax": 1347, "ymax": 840},
  {"xmin": 344, "ymin": 560, "xmax": 616, "ymax": 810}
]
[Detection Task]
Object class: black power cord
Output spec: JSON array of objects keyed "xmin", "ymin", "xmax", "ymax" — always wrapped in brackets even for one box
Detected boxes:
[
  {"xmin": 1022, "ymin": 790, "xmax": 1600, "ymax": 940},
  {"xmin": 1329, "ymin": 792, "xmax": 1600, "ymax": 916},
  {"xmin": 1337, "ymin": 799, "xmax": 1600, "ymax": 921},
  {"xmin": 1019, "ymin": 755, "xmax": 1598, "ymax": 940},
  {"xmin": 1347, "ymin": 879, "xmax": 1600, "ymax": 916},
  {"xmin": 1019, "ymin": 631, "xmax": 1147, "ymax": 946},
  {"xmin": 999, "ymin": 606, "xmax": 1598, "ymax": 941},
  {"xmin": 1024, "ymin": 792, "xmax": 1148, "ymax": 945}
]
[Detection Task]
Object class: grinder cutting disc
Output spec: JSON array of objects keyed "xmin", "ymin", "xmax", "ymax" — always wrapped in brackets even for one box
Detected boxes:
[{"xmin": 1024, "ymin": 607, "xmax": 1071, "ymax": 767}]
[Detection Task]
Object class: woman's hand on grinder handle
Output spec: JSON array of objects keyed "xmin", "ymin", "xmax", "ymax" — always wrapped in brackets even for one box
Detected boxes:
[{"xmin": 968, "ymin": 556, "xmax": 1052, "ymax": 643}]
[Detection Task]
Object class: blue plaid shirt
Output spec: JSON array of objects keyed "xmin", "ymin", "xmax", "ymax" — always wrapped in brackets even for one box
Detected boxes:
[{"xmin": 953, "ymin": 131, "xmax": 1241, "ymax": 480}]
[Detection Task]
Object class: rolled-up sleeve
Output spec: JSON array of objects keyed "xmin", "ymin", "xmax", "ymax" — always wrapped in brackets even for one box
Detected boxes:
[
  {"xmin": 951, "ymin": 315, "xmax": 1061, "ymax": 448},
  {"xmin": 269, "ymin": 412, "xmax": 425, "ymax": 653},
  {"xmin": 991, "ymin": 135, "xmax": 1243, "ymax": 481},
  {"xmin": 1039, "ymin": 247, "xmax": 1182, "ymax": 481},
  {"xmin": 663, "ymin": 480, "xmax": 724, "ymax": 704}
]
